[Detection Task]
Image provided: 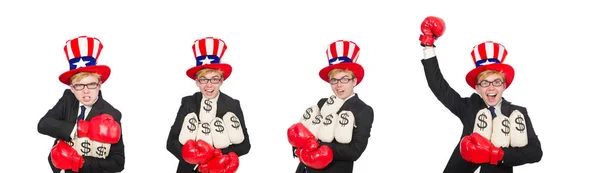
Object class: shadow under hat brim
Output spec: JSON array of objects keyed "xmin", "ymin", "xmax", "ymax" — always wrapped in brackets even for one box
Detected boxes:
[
  {"xmin": 186, "ymin": 63, "xmax": 233, "ymax": 81},
  {"xmin": 59, "ymin": 65, "xmax": 111, "ymax": 86},
  {"xmin": 465, "ymin": 63, "xmax": 514, "ymax": 90},
  {"xmin": 319, "ymin": 62, "xmax": 364, "ymax": 85}
]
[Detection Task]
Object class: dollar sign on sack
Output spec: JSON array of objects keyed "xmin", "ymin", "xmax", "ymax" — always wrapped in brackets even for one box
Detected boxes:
[
  {"xmin": 303, "ymin": 107, "xmax": 313, "ymax": 120},
  {"xmin": 230, "ymin": 116, "xmax": 241, "ymax": 129},
  {"xmin": 339, "ymin": 113, "xmax": 349, "ymax": 126},
  {"xmin": 501, "ymin": 119, "xmax": 510, "ymax": 136},
  {"xmin": 312, "ymin": 114, "xmax": 322, "ymax": 125},
  {"xmin": 326, "ymin": 96, "xmax": 335, "ymax": 105},
  {"xmin": 80, "ymin": 141, "xmax": 91, "ymax": 154},
  {"xmin": 96, "ymin": 146, "xmax": 107, "ymax": 157},
  {"xmin": 203, "ymin": 100, "xmax": 213, "ymax": 113},
  {"xmin": 477, "ymin": 113, "xmax": 488, "ymax": 131},
  {"xmin": 324, "ymin": 114, "xmax": 333, "ymax": 126},
  {"xmin": 187, "ymin": 118, "xmax": 197, "ymax": 133},
  {"xmin": 215, "ymin": 120, "xmax": 225, "ymax": 133},
  {"xmin": 515, "ymin": 115, "xmax": 526, "ymax": 133},
  {"xmin": 201, "ymin": 123, "xmax": 211, "ymax": 134}
]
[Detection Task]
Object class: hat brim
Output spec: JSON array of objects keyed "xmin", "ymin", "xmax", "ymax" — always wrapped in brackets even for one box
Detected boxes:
[
  {"xmin": 186, "ymin": 63, "xmax": 233, "ymax": 81},
  {"xmin": 59, "ymin": 65, "xmax": 111, "ymax": 85},
  {"xmin": 319, "ymin": 63, "xmax": 364, "ymax": 85},
  {"xmin": 465, "ymin": 63, "xmax": 514, "ymax": 89}
]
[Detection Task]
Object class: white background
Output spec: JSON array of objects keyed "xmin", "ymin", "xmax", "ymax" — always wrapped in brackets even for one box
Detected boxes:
[{"xmin": 0, "ymin": 0, "xmax": 597, "ymax": 172}]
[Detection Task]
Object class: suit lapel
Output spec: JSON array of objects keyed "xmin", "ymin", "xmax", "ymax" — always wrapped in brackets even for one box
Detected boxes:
[
  {"xmin": 216, "ymin": 92, "xmax": 228, "ymax": 118},
  {"xmin": 500, "ymin": 98, "xmax": 511, "ymax": 116},
  {"xmin": 337, "ymin": 94, "xmax": 360, "ymax": 113}
]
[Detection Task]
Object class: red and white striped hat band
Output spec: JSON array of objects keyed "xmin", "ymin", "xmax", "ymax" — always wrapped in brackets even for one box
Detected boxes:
[
  {"xmin": 192, "ymin": 37, "xmax": 227, "ymax": 66},
  {"xmin": 326, "ymin": 40, "xmax": 360, "ymax": 65},
  {"xmin": 64, "ymin": 36, "xmax": 103, "ymax": 70},
  {"xmin": 471, "ymin": 41, "xmax": 508, "ymax": 67}
]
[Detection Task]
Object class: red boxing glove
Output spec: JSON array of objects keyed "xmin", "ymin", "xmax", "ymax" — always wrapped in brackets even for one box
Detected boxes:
[
  {"xmin": 77, "ymin": 120, "xmax": 89, "ymax": 138},
  {"xmin": 298, "ymin": 145, "xmax": 333, "ymax": 169},
  {"xmin": 460, "ymin": 133, "xmax": 504, "ymax": 165},
  {"xmin": 88, "ymin": 114, "xmax": 121, "ymax": 144},
  {"xmin": 198, "ymin": 149, "xmax": 225, "ymax": 173},
  {"xmin": 51, "ymin": 140, "xmax": 84, "ymax": 172},
  {"xmin": 219, "ymin": 152, "xmax": 240, "ymax": 173},
  {"xmin": 419, "ymin": 16, "xmax": 445, "ymax": 47},
  {"xmin": 287, "ymin": 123, "xmax": 318, "ymax": 150},
  {"xmin": 182, "ymin": 139, "xmax": 215, "ymax": 165},
  {"xmin": 205, "ymin": 154, "xmax": 231, "ymax": 173}
]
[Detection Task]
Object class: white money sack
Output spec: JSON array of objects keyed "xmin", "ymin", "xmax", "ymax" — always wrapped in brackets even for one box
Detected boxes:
[
  {"xmin": 91, "ymin": 141, "xmax": 111, "ymax": 159},
  {"xmin": 74, "ymin": 136, "xmax": 94, "ymax": 157},
  {"xmin": 509, "ymin": 110, "xmax": 528, "ymax": 147},
  {"xmin": 179, "ymin": 113, "xmax": 200, "ymax": 145},
  {"xmin": 300, "ymin": 105, "xmax": 321, "ymax": 137},
  {"xmin": 472, "ymin": 108, "xmax": 493, "ymax": 140},
  {"xmin": 300, "ymin": 105, "xmax": 323, "ymax": 137},
  {"xmin": 491, "ymin": 114, "xmax": 510, "ymax": 148},
  {"xmin": 223, "ymin": 112, "xmax": 244, "ymax": 144},
  {"xmin": 196, "ymin": 121, "xmax": 213, "ymax": 146},
  {"xmin": 334, "ymin": 111, "xmax": 355, "ymax": 144},
  {"xmin": 199, "ymin": 98, "xmax": 217, "ymax": 123},
  {"xmin": 317, "ymin": 113, "xmax": 338, "ymax": 142},
  {"xmin": 210, "ymin": 117, "xmax": 231, "ymax": 149},
  {"xmin": 320, "ymin": 95, "xmax": 344, "ymax": 116}
]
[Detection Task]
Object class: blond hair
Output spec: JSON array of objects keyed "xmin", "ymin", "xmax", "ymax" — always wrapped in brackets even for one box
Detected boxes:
[
  {"xmin": 70, "ymin": 72, "xmax": 101, "ymax": 84},
  {"xmin": 476, "ymin": 70, "xmax": 506, "ymax": 83},
  {"xmin": 196, "ymin": 68, "xmax": 224, "ymax": 79},
  {"xmin": 328, "ymin": 69, "xmax": 355, "ymax": 79}
]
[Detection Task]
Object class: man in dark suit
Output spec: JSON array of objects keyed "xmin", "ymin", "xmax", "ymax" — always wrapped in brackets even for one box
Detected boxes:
[
  {"xmin": 418, "ymin": 16, "xmax": 543, "ymax": 173},
  {"xmin": 166, "ymin": 37, "xmax": 251, "ymax": 173},
  {"xmin": 37, "ymin": 36, "xmax": 125, "ymax": 173},
  {"xmin": 287, "ymin": 40, "xmax": 374, "ymax": 173}
]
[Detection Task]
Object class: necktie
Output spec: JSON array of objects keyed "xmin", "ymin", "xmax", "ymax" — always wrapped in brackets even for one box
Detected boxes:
[
  {"xmin": 488, "ymin": 106, "xmax": 497, "ymax": 118},
  {"xmin": 77, "ymin": 106, "xmax": 86, "ymax": 121}
]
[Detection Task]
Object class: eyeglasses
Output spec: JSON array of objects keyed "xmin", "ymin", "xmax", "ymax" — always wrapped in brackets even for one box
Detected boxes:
[
  {"xmin": 71, "ymin": 82, "xmax": 99, "ymax": 91},
  {"xmin": 197, "ymin": 78, "xmax": 222, "ymax": 84},
  {"xmin": 329, "ymin": 77, "xmax": 354, "ymax": 84},
  {"xmin": 477, "ymin": 79, "xmax": 504, "ymax": 87}
]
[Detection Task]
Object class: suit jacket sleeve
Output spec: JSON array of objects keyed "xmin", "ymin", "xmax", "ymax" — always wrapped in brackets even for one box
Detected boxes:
[
  {"xmin": 322, "ymin": 105, "xmax": 374, "ymax": 161},
  {"xmin": 220, "ymin": 100, "xmax": 251, "ymax": 156},
  {"xmin": 38, "ymin": 89, "xmax": 76, "ymax": 142},
  {"xmin": 500, "ymin": 108, "xmax": 543, "ymax": 166},
  {"xmin": 166, "ymin": 96, "xmax": 191, "ymax": 162},
  {"xmin": 422, "ymin": 56, "xmax": 470, "ymax": 120}
]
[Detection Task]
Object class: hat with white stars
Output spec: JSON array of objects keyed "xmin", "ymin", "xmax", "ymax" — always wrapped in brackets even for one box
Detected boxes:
[
  {"xmin": 58, "ymin": 36, "xmax": 111, "ymax": 85},
  {"xmin": 465, "ymin": 41, "xmax": 515, "ymax": 89},
  {"xmin": 186, "ymin": 37, "xmax": 233, "ymax": 81},
  {"xmin": 318, "ymin": 40, "xmax": 365, "ymax": 85}
]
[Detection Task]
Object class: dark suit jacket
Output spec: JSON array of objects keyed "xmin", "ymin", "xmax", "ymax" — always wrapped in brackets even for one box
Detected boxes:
[
  {"xmin": 38, "ymin": 89, "xmax": 125, "ymax": 173},
  {"xmin": 166, "ymin": 91, "xmax": 251, "ymax": 173},
  {"xmin": 293, "ymin": 94, "xmax": 374, "ymax": 173},
  {"xmin": 422, "ymin": 57, "xmax": 543, "ymax": 173}
]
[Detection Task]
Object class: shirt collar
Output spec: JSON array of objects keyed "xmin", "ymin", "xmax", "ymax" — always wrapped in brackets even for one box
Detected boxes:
[{"xmin": 343, "ymin": 93, "xmax": 356, "ymax": 101}]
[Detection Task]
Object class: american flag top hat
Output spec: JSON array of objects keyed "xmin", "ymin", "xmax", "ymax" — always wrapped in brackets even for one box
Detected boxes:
[
  {"xmin": 465, "ymin": 41, "xmax": 515, "ymax": 89},
  {"xmin": 58, "ymin": 36, "xmax": 111, "ymax": 85},
  {"xmin": 318, "ymin": 40, "xmax": 365, "ymax": 85},
  {"xmin": 186, "ymin": 37, "xmax": 233, "ymax": 81}
]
